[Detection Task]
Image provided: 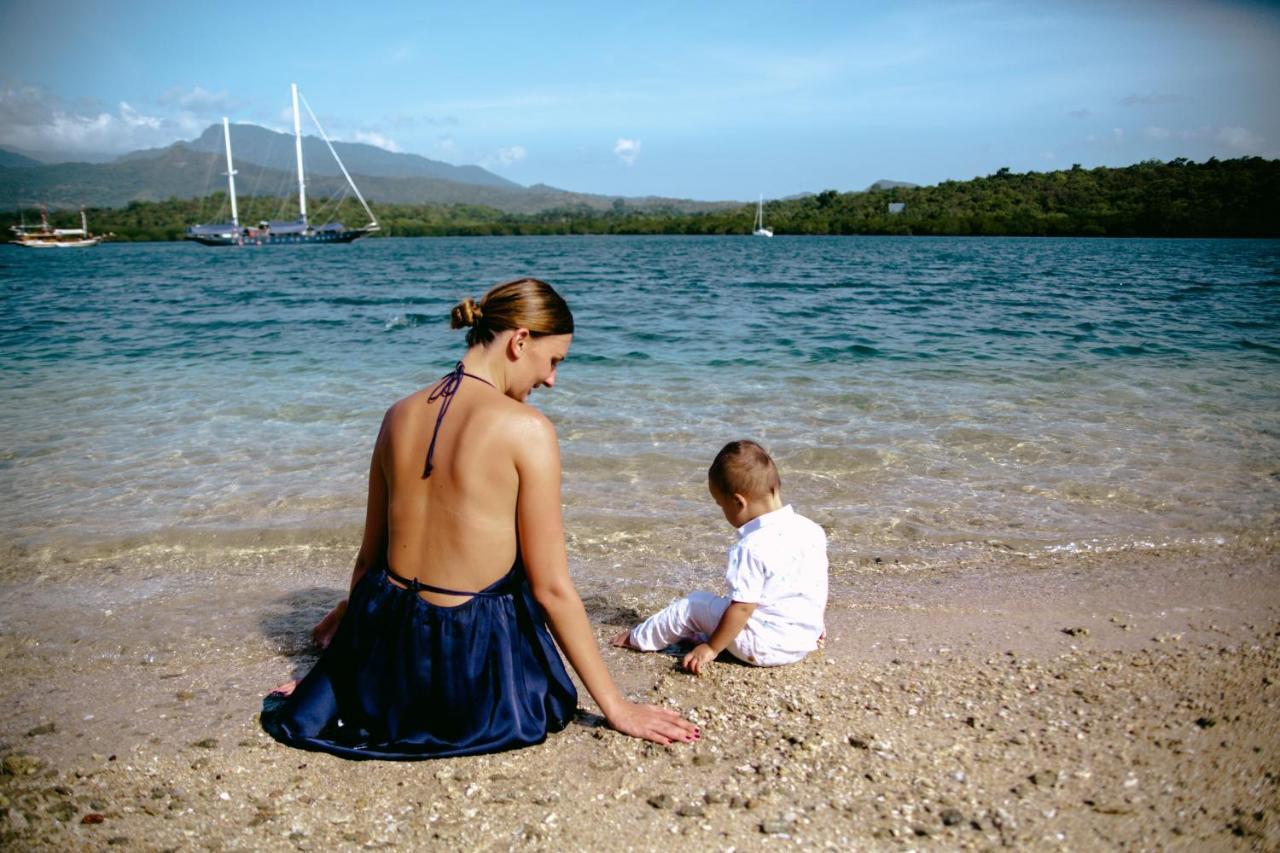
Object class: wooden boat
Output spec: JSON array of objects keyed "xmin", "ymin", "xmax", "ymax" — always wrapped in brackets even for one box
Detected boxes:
[{"xmin": 9, "ymin": 210, "xmax": 102, "ymax": 248}]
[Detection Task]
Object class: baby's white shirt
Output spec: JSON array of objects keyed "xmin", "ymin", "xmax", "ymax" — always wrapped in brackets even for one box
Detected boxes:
[{"xmin": 724, "ymin": 504, "xmax": 829, "ymax": 658}]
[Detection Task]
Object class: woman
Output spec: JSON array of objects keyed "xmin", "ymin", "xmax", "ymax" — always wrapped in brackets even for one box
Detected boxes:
[{"xmin": 263, "ymin": 278, "xmax": 698, "ymax": 758}]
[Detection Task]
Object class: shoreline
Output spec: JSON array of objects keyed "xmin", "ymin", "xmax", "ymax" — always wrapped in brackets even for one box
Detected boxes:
[{"xmin": 2, "ymin": 541, "xmax": 1278, "ymax": 849}]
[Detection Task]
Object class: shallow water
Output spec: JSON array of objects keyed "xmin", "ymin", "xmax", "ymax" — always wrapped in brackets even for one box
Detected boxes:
[{"xmin": 2, "ymin": 236, "xmax": 1277, "ymax": 577}]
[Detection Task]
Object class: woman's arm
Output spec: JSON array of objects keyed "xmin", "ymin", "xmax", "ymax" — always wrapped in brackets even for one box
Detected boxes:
[
  {"xmin": 312, "ymin": 412, "xmax": 391, "ymax": 649},
  {"xmin": 515, "ymin": 413, "xmax": 699, "ymax": 745}
]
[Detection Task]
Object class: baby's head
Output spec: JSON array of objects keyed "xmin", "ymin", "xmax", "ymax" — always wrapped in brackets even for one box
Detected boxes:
[{"xmin": 707, "ymin": 440, "xmax": 783, "ymax": 528}]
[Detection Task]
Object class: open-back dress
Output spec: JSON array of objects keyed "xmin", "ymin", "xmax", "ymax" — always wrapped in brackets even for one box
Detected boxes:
[{"xmin": 261, "ymin": 364, "xmax": 578, "ymax": 759}]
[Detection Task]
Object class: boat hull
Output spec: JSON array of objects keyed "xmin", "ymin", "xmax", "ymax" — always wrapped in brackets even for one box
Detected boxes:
[
  {"xmin": 10, "ymin": 237, "xmax": 102, "ymax": 248},
  {"xmin": 184, "ymin": 228, "xmax": 371, "ymax": 247}
]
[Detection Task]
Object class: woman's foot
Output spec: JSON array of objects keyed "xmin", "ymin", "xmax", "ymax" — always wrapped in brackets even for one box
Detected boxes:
[
  {"xmin": 609, "ymin": 628, "xmax": 639, "ymax": 649},
  {"xmin": 270, "ymin": 679, "xmax": 299, "ymax": 697}
]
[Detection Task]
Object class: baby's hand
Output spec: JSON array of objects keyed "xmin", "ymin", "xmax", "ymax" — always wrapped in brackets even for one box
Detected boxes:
[{"xmin": 682, "ymin": 643, "xmax": 717, "ymax": 675}]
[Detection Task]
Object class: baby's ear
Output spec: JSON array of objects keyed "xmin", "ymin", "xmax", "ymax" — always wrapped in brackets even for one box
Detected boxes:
[{"xmin": 732, "ymin": 492, "xmax": 750, "ymax": 511}]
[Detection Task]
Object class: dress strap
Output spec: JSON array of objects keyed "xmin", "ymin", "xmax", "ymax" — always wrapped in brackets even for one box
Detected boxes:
[
  {"xmin": 423, "ymin": 361, "xmax": 495, "ymax": 478},
  {"xmin": 384, "ymin": 564, "xmax": 515, "ymax": 597}
]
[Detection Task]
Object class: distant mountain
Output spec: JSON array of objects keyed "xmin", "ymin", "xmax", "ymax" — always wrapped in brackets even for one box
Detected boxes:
[
  {"xmin": 867, "ymin": 179, "xmax": 919, "ymax": 190},
  {"xmin": 0, "ymin": 142, "xmax": 734, "ymax": 215},
  {"xmin": 0, "ymin": 148, "xmax": 44, "ymax": 169},
  {"xmin": 163, "ymin": 123, "xmax": 519, "ymax": 189}
]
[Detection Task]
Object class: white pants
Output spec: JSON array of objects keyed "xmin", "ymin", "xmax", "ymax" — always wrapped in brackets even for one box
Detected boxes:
[{"xmin": 628, "ymin": 591, "xmax": 806, "ymax": 667}]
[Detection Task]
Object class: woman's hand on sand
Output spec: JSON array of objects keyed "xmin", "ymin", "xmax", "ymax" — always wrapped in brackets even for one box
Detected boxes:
[
  {"xmin": 606, "ymin": 702, "xmax": 700, "ymax": 745},
  {"xmin": 681, "ymin": 643, "xmax": 718, "ymax": 675},
  {"xmin": 311, "ymin": 600, "xmax": 347, "ymax": 650}
]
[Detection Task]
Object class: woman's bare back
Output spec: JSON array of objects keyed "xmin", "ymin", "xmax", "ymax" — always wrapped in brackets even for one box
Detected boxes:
[{"xmin": 379, "ymin": 373, "xmax": 533, "ymax": 605}]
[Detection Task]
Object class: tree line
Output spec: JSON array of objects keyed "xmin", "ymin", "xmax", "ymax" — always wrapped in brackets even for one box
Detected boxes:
[{"xmin": 4, "ymin": 157, "xmax": 1277, "ymax": 242}]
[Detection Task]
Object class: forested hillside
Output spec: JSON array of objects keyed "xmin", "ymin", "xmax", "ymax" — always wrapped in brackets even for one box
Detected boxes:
[{"xmin": 4, "ymin": 157, "xmax": 1276, "ymax": 241}]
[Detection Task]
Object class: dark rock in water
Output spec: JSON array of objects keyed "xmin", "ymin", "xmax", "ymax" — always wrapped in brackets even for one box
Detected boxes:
[
  {"xmin": 25, "ymin": 723, "xmax": 56, "ymax": 737},
  {"xmin": 1030, "ymin": 769, "xmax": 1061, "ymax": 787},
  {"xmin": 647, "ymin": 793, "xmax": 674, "ymax": 810},
  {"xmin": 2, "ymin": 755, "xmax": 44, "ymax": 776},
  {"xmin": 50, "ymin": 802, "xmax": 77, "ymax": 822}
]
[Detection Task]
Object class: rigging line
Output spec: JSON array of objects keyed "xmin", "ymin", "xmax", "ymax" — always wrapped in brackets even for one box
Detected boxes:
[
  {"xmin": 298, "ymin": 90, "xmax": 379, "ymax": 230},
  {"xmin": 312, "ymin": 183, "xmax": 350, "ymax": 226}
]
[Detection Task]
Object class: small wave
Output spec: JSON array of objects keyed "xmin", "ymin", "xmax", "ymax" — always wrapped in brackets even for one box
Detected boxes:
[
  {"xmin": 807, "ymin": 343, "xmax": 883, "ymax": 362},
  {"xmin": 384, "ymin": 313, "xmax": 432, "ymax": 331},
  {"xmin": 1238, "ymin": 338, "xmax": 1280, "ymax": 356}
]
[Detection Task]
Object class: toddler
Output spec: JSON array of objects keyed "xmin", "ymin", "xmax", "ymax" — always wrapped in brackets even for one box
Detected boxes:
[{"xmin": 611, "ymin": 440, "xmax": 828, "ymax": 674}]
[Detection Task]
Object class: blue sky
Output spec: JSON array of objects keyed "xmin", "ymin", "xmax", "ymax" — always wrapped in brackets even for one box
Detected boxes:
[{"xmin": 1, "ymin": 0, "xmax": 1277, "ymax": 200}]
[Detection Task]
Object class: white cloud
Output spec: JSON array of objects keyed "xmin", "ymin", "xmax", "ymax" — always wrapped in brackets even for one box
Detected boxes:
[
  {"xmin": 614, "ymin": 137, "xmax": 641, "ymax": 166},
  {"xmin": 0, "ymin": 83, "xmax": 199, "ymax": 155},
  {"xmin": 494, "ymin": 145, "xmax": 526, "ymax": 167},
  {"xmin": 1144, "ymin": 126, "xmax": 1171, "ymax": 140},
  {"xmin": 1217, "ymin": 126, "xmax": 1263, "ymax": 151},
  {"xmin": 159, "ymin": 86, "xmax": 234, "ymax": 112},
  {"xmin": 351, "ymin": 131, "xmax": 402, "ymax": 152},
  {"xmin": 1112, "ymin": 127, "xmax": 1125, "ymax": 144}
]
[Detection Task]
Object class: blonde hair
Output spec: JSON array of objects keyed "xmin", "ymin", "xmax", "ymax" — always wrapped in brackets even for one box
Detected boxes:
[
  {"xmin": 708, "ymin": 440, "xmax": 781, "ymax": 500},
  {"xmin": 450, "ymin": 278, "xmax": 574, "ymax": 347}
]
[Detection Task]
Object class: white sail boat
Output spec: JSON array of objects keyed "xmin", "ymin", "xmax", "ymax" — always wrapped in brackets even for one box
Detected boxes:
[
  {"xmin": 9, "ymin": 208, "xmax": 102, "ymax": 248},
  {"xmin": 753, "ymin": 194, "xmax": 773, "ymax": 238},
  {"xmin": 186, "ymin": 83, "xmax": 379, "ymax": 246}
]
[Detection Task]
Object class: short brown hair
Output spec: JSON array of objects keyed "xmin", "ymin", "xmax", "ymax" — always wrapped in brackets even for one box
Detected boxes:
[
  {"xmin": 708, "ymin": 440, "xmax": 780, "ymax": 500},
  {"xmin": 450, "ymin": 278, "xmax": 574, "ymax": 347}
]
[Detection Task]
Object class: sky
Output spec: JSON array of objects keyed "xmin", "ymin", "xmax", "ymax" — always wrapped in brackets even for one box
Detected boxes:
[{"xmin": 1, "ymin": 0, "xmax": 1277, "ymax": 200}]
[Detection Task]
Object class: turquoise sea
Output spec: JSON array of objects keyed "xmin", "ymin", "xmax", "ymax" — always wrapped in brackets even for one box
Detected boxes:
[{"xmin": 2, "ymin": 236, "xmax": 1278, "ymax": 581}]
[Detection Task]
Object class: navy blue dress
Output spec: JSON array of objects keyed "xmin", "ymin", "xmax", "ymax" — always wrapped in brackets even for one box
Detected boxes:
[{"xmin": 262, "ymin": 364, "xmax": 578, "ymax": 759}]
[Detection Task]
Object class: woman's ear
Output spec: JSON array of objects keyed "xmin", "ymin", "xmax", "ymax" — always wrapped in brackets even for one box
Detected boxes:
[{"xmin": 507, "ymin": 328, "xmax": 531, "ymax": 360}]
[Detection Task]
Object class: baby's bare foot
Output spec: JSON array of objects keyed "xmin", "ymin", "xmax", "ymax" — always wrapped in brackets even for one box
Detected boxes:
[{"xmin": 609, "ymin": 628, "xmax": 638, "ymax": 649}]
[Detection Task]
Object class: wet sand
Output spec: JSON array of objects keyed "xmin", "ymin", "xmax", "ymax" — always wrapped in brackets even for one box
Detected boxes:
[{"xmin": 1, "ymin": 540, "xmax": 1278, "ymax": 850}]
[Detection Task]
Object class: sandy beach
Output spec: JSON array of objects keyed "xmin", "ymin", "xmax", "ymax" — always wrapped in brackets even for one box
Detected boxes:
[{"xmin": 2, "ymin": 537, "xmax": 1277, "ymax": 850}]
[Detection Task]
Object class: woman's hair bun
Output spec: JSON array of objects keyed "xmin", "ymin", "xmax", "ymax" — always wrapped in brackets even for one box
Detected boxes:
[{"xmin": 450, "ymin": 297, "xmax": 483, "ymax": 329}]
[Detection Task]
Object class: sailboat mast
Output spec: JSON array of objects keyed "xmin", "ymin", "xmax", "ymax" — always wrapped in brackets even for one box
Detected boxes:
[
  {"xmin": 291, "ymin": 83, "xmax": 307, "ymax": 226},
  {"xmin": 222, "ymin": 117, "xmax": 239, "ymax": 228}
]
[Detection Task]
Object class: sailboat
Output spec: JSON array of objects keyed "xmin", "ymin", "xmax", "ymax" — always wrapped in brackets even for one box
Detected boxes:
[
  {"xmin": 186, "ymin": 84, "xmax": 379, "ymax": 246},
  {"xmin": 752, "ymin": 194, "xmax": 773, "ymax": 238},
  {"xmin": 9, "ymin": 208, "xmax": 102, "ymax": 248}
]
